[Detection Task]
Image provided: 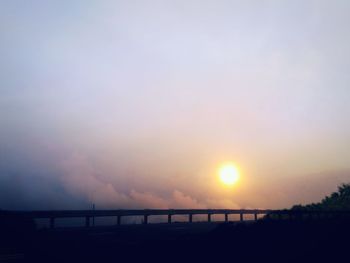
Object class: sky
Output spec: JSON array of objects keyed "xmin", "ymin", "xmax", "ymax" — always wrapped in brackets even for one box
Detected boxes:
[{"xmin": 1, "ymin": 0, "xmax": 350, "ymax": 210}]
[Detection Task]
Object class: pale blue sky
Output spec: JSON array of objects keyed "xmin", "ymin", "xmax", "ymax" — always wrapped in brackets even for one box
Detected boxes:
[{"xmin": 1, "ymin": 1, "xmax": 350, "ymax": 210}]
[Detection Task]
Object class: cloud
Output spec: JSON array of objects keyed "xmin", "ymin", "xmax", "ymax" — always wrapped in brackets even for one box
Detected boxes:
[
  {"xmin": 205, "ymin": 198, "xmax": 240, "ymax": 209},
  {"xmin": 130, "ymin": 190, "xmax": 168, "ymax": 209},
  {"xmin": 170, "ymin": 190, "xmax": 205, "ymax": 208},
  {"xmin": 61, "ymin": 153, "xmax": 131, "ymax": 208},
  {"xmin": 59, "ymin": 152, "xmax": 241, "ymax": 210}
]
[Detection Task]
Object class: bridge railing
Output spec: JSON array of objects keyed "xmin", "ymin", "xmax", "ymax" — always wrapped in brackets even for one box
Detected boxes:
[{"xmin": 1, "ymin": 209, "xmax": 349, "ymax": 229}]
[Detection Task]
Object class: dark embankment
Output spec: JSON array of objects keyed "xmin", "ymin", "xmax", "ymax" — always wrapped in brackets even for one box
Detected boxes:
[
  {"xmin": 2, "ymin": 184, "xmax": 350, "ymax": 263},
  {"xmin": 1, "ymin": 217, "xmax": 349, "ymax": 263}
]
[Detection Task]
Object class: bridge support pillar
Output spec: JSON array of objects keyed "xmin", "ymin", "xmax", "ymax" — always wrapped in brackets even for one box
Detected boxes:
[
  {"xmin": 208, "ymin": 214, "xmax": 211, "ymax": 222},
  {"xmin": 144, "ymin": 215, "xmax": 148, "ymax": 224},
  {"xmin": 117, "ymin": 216, "xmax": 121, "ymax": 225},
  {"xmin": 168, "ymin": 214, "xmax": 172, "ymax": 224},
  {"xmin": 85, "ymin": 216, "xmax": 90, "ymax": 227},
  {"xmin": 50, "ymin": 217, "xmax": 55, "ymax": 229},
  {"xmin": 254, "ymin": 213, "xmax": 258, "ymax": 221},
  {"xmin": 225, "ymin": 214, "xmax": 228, "ymax": 222},
  {"xmin": 189, "ymin": 214, "xmax": 193, "ymax": 223},
  {"xmin": 240, "ymin": 213, "xmax": 244, "ymax": 222}
]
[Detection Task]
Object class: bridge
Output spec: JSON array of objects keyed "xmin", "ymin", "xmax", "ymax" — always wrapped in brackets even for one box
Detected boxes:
[{"xmin": 2, "ymin": 209, "xmax": 349, "ymax": 229}]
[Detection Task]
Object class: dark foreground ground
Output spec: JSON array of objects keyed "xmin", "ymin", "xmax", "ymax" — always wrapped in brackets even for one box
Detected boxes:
[{"xmin": 1, "ymin": 218, "xmax": 350, "ymax": 263}]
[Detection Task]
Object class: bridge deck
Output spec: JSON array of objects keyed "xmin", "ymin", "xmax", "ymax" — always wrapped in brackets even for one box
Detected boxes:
[{"xmin": 1, "ymin": 209, "xmax": 349, "ymax": 229}]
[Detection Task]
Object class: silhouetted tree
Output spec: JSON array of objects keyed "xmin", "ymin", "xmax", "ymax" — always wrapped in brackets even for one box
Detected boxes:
[{"xmin": 292, "ymin": 183, "xmax": 350, "ymax": 211}]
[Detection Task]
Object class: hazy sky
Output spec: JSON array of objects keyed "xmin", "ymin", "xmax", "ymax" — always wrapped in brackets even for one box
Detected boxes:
[{"xmin": 1, "ymin": 0, "xmax": 350, "ymax": 210}]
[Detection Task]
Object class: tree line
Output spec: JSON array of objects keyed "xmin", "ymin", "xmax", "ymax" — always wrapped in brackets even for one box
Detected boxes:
[{"xmin": 291, "ymin": 183, "xmax": 350, "ymax": 211}]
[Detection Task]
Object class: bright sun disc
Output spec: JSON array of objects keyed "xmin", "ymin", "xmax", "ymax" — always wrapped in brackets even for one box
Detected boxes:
[{"xmin": 219, "ymin": 164, "xmax": 239, "ymax": 185}]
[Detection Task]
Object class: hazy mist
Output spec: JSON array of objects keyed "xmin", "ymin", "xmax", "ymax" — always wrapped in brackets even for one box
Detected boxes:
[{"xmin": 1, "ymin": 0, "xmax": 350, "ymax": 210}]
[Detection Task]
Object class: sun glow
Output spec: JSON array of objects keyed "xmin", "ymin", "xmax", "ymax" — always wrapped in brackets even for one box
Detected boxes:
[{"xmin": 219, "ymin": 164, "xmax": 240, "ymax": 186}]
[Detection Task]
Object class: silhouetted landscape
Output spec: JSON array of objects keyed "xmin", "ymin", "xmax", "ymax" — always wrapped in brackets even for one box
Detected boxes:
[{"xmin": 1, "ymin": 184, "xmax": 350, "ymax": 263}]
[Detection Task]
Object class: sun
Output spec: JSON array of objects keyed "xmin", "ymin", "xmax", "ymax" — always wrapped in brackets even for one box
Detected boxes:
[{"xmin": 219, "ymin": 164, "xmax": 240, "ymax": 186}]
